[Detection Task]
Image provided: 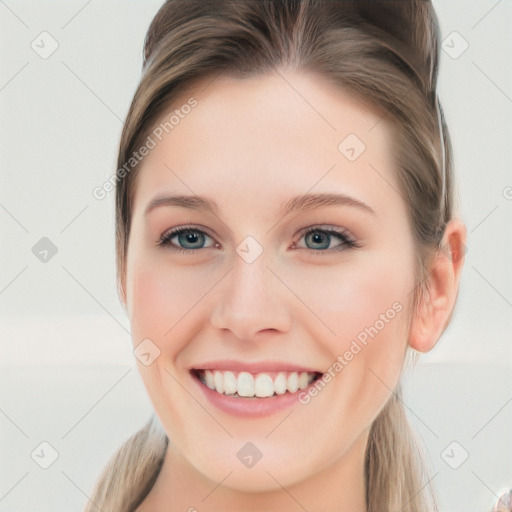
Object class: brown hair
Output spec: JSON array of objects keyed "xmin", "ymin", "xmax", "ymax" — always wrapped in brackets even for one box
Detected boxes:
[{"xmin": 85, "ymin": 1, "xmax": 455, "ymax": 510}]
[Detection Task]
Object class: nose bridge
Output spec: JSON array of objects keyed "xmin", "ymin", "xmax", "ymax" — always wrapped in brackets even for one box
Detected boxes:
[
  {"xmin": 211, "ymin": 243, "xmax": 292, "ymax": 338},
  {"xmin": 230, "ymin": 254, "xmax": 267, "ymax": 306}
]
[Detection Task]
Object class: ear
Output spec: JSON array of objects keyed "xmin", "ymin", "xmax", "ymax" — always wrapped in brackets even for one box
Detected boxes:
[{"xmin": 408, "ymin": 219, "xmax": 467, "ymax": 353}]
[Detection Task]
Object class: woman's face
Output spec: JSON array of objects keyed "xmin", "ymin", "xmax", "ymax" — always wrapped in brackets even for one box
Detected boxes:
[{"xmin": 123, "ymin": 69, "xmax": 417, "ymax": 491}]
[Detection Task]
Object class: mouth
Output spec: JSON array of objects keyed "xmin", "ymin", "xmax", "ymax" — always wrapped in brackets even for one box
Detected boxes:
[{"xmin": 191, "ymin": 369, "xmax": 323, "ymax": 398}]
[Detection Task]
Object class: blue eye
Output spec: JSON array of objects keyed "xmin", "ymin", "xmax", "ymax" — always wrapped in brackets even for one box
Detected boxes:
[
  {"xmin": 296, "ymin": 227, "xmax": 357, "ymax": 253},
  {"xmin": 159, "ymin": 227, "xmax": 215, "ymax": 252}
]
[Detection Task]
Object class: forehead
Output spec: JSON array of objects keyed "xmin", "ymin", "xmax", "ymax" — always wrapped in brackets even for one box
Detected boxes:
[{"xmin": 131, "ymin": 69, "xmax": 401, "ymax": 220}]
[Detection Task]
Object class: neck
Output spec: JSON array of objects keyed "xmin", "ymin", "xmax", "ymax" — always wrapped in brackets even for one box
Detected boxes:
[{"xmin": 139, "ymin": 428, "xmax": 369, "ymax": 512}]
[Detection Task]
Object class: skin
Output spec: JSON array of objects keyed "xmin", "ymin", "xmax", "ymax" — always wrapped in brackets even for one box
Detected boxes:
[{"xmin": 122, "ymin": 68, "xmax": 466, "ymax": 512}]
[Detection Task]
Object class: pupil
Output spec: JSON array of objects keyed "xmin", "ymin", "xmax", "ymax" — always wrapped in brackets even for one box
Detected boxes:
[
  {"xmin": 307, "ymin": 231, "xmax": 329, "ymax": 250},
  {"xmin": 179, "ymin": 230, "xmax": 204, "ymax": 248}
]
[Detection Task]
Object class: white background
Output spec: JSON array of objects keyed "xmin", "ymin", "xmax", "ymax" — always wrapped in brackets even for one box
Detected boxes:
[{"xmin": 0, "ymin": 1, "xmax": 511, "ymax": 511}]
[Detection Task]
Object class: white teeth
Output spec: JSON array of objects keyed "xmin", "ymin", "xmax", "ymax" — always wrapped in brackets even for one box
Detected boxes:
[
  {"xmin": 274, "ymin": 372, "xmax": 287, "ymax": 395},
  {"xmin": 223, "ymin": 371, "xmax": 237, "ymax": 395},
  {"xmin": 254, "ymin": 374, "xmax": 274, "ymax": 397},
  {"xmin": 199, "ymin": 370, "xmax": 317, "ymax": 398},
  {"xmin": 204, "ymin": 370, "xmax": 214, "ymax": 389},
  {"xmin": 298, "ymin": 372, "xmax": 310, "ymax": 389},
  {"xmin": 213, "ymin": 371, "xmax": 224, "ymax": 393},
  {"xmin": 237, "ymin": 372, "xmax": 254, "ymax": 397},
  {"xmin": 287, "ymin": 372, "xmax": 299, "ymax": 393}
]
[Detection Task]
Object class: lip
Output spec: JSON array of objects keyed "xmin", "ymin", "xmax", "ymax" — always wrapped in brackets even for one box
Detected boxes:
[
  {"xmin": 189, "ymin": 361, "xmax": 323, "ymax": 418},
  {"xmin": 191, "ymin": 359, "xmax": 320, "ymax": 374}
]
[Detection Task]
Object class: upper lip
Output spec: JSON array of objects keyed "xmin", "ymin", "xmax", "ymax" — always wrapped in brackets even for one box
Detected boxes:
[{"xmin": 190, "ymin": 360, "xmax": 322, "ymax": 374}]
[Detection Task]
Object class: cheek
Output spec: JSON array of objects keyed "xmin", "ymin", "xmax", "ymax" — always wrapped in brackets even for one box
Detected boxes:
[
  {"xmin": 289, "ymin": 250, "xmax": 412, "ymax": 339},
  {"xmin": 326, "ymin": 250, "xmax": 413, "ymax": 417},
  {"xmin": 125, "ymin": 255, "xmax": 217, "ymax": 427},
  {"xmin": 281, "ymin": 254, "xmax": 412, "ymax": 444},
  {"xmin": 285, "ymin": 247, "xmax": 413, "ymax": 388},
  {"xmin": 126, "ymin": 254, "xmax": 215, "ymax": 350}
]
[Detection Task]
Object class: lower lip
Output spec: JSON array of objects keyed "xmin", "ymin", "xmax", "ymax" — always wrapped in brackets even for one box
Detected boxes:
[{"xmin": 191, "ymin": 372, "xmax": 317, "ymax": 418}]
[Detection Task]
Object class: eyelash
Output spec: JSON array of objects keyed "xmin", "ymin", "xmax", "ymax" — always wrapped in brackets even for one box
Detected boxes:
[{"xmin": 158, "ymin": 225, "xmax": 360, "ymax": 256}]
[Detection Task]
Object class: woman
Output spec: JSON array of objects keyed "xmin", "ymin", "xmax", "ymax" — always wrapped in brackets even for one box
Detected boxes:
[{"xmin": 85, "ymin": 1, "xmax": 466, "ymax": 510}]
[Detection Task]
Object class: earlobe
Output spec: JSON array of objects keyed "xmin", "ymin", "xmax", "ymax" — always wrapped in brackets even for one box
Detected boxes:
[{"xmin": 408, "ymin": 219, "xmax": 467, "ymax": 353}]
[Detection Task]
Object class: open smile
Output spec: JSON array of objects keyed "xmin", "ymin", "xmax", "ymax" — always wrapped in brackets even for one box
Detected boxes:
[
  {"xmin": 190, "ymin": 366, "xmax": 324, "ymax": 417},
  {"xmin": 193, "ymin": 369, "xmax": 321, "ymax": 398}
]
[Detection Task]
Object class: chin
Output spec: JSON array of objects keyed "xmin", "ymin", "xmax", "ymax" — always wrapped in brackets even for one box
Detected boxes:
[
  {"xmin": 201, "ymin": 460, "xmax": 307, "ymax": 494},
  {"xmin": 184, "ymin": 437, "xmax": 327, "ymax": 494}
]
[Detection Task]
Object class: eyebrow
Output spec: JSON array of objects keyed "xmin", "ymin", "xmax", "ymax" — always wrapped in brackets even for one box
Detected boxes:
[
  {"xmin": 280, "ymin": 192, "xmax": 376, "ymax": 217},
  {"xmin": 144, "ymin": 192, "xmax": 376, "ymax": 217},
  {"xmin": 145, "ymin": 194, "xmax": 220, "ymax": 216}
]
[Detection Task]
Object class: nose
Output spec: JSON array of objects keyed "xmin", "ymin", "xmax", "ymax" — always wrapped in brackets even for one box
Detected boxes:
[{"xmin": 210, "ymin": 249, "xmax": 293, "ymax": 341}]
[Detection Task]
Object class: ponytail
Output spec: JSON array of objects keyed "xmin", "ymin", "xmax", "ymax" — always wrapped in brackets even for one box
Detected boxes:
[
  {"xmin": 84, "ymin": 414, "xmax": 168, "ymax": 512},
  {"xmin": 366, "ymin": 355, "xmax": 438, "ymax": 512}
]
